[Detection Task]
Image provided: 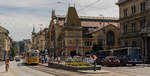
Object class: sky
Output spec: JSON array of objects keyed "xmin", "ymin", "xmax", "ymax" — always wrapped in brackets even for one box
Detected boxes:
[{"xmin": 0, "ymin": 0, "xmax": 119, "ymax": 41}]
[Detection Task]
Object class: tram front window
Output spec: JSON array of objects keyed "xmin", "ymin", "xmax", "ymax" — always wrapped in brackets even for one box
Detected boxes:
[{"xmin": 31, "ymin": 53, "xmax": 38, "ymax": 57}]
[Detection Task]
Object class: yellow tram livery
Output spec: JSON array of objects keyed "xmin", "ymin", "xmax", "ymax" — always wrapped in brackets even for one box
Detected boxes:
[{"xmin": 24, "ymin": 50, "xmax": 39, "ymax": 64}]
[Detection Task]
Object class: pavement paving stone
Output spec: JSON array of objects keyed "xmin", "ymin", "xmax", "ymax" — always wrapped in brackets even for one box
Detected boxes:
[
  {"xmin": 0, "ymin": 62, "xmax": 16, "ymax": 76},
  {"xmin": 0, "ymin": 61, "xmax": 4, "ymax": 66},
  {"xmin": 78, "ymin": 70, "xmax": 110, "ymax": 74}
]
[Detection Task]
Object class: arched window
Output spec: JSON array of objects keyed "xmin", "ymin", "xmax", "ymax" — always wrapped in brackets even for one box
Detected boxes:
[
  {"xmin": 98, "ymin": 37, "xmax": 103, "ymax": 46},
  {"xmin": 107, "ymin": 31, "xmax": 115, "ymax": 46}
]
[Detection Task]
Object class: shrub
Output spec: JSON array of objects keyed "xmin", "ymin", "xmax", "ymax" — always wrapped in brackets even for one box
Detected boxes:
[{"xmin": 66, "ymin": 62, "xmax": 91, "ymax": 66}]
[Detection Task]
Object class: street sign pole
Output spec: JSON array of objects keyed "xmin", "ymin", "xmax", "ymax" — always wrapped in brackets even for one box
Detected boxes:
[
  {"xmin": 94, "ymin": 60, "xmax": 96, "ymax": 71},
  {"xmin": 92, "ymin": 55, "xmax": 97, "ymax": 71}
]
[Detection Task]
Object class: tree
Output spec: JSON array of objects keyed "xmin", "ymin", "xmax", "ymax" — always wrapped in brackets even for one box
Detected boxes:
[{"xmin": 11, "ymin": 48, "xmax": 16, "ymax": 57}]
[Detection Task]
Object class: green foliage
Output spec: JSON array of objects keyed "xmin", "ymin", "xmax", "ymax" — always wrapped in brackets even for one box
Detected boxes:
[
  {"xmin": 11, "ymin": 48, "xmax": 16, "ymax": 57},
  {"xmin": 66, "ymin": 62, "xmax": 91, "ymax": 66}
]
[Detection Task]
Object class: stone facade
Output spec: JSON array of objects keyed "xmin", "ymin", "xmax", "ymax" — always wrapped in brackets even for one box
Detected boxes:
[
  {"xmin": 0, "ymin": 26, "xmax": 11, "ymax": 60},
  {"xmin": 32, "ymin": 28, "xmax": 48, "ymax": 52},
  {"xmin": 48, "ymin": 6, "xmax": 119, "ymax": 56},
  {"xmin": 23, "ymin": 39, "xmax": 31, "ymax": 53},
  {"xmin": 92, "ymin": 24, "xmax": 120, "ymax": 50},
  {"xmin": 117, "ymin": 0, "xmax": 150, "ymax": 62}
]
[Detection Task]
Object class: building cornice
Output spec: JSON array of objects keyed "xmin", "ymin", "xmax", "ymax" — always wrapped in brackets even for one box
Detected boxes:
[
  {"xmin": 116, "ymin": 0, "xmax": 129, "ymax": 5},
  {"xmin": 119, "ymin": 10, "xmax": 150, "ymax": 22}
]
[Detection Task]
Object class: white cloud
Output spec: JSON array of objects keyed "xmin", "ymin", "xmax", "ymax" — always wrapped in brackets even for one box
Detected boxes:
[
  {"xmin": 0, "ymin": 13, "xmax": 50, "ymax": 41},
  {"xmin": 0, "ymin": 0, "xmax": 49, "ymax": 8},
  {"xmin": 0, "ymin": 0, "xmax": 119, "ymax": 41}
]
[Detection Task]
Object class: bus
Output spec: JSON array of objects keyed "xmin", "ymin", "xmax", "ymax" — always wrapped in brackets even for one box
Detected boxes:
[
  {"xmin": 111, "ymin": 47, "xmax": 143, "ymax": 66},
  {"xmin": 98, "ymin": 50, "xmax": 113, "ymax": 57},
  {"xmin": 23, "ymin": 50, "xmax": 39, "ymax": 64}
]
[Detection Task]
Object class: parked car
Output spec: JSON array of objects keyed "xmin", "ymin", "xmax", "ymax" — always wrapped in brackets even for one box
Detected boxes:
[
  {"xmin": 96, "ymin": 56, "xmax": 105, "ymax": 65},
  {"xmin": 9, "ymin": 57, "xmax": 14, "ymax": 61},
  {"xmin": 101, "ymin": 56, "xmax": 120, "ymax": 67},
  {"xmin": 15, "ymin": 56, "xmax": 20, "ymax": 62}
]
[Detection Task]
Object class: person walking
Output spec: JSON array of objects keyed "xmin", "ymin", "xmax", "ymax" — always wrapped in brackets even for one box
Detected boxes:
[
  {"xmin": 41, "ymin": 57, "xmax": 44, "ymax": 64},
  {"xmin": 57, "ymin": 57, "xmax": 60, "ymax": 64},
  {"xmin": 5, "ymin": 59, "xmax": 10, "ymax": 72}
]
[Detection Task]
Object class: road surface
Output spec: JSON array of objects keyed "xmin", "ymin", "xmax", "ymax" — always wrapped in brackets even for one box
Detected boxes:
[
  {"xmin": 1, "ymin": 61, "xmax": 150, "ymax": 76},
  {"xmin": 102, "ymin": 65, "xmax": 150, "ymax": 76},
  {"xmin": 0, "ymin": 61, "xmax": 55, "ymax": 76}
]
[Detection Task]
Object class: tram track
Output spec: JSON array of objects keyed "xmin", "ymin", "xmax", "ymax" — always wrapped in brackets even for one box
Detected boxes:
[{"xmin": 27, "ymin": 64, "xmax": 73, "ymax": 76}]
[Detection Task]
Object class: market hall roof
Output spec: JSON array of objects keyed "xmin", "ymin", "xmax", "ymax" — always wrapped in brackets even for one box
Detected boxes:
[{"xmin": 55, "ymin": 15, "xmax": 119, "ymax": 28}]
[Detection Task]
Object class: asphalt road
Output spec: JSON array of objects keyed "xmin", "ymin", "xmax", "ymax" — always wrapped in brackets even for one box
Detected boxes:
[
  {"xmin": 102, "ymin": 65, "xmax": 150, "ymax": 76},
  {"xmin": 0, "ymin": 61, "xmax": 56, "ymax": 76},
  {"xmin": 1, "ymin": 60, "xmax": 150, "ymax": 76}
]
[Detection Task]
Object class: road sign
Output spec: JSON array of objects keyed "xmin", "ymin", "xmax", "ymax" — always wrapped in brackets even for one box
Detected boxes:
[{"xmin": 91, "ymin": 55, "xmax": 97, "ymax": 61}]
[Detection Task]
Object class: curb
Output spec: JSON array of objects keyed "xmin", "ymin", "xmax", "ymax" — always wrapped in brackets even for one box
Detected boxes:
[
  {"xmin": 78, "ymin": 70, "xmax": 110, "ymax": 74},
  {"xmin": 47, "ymin": 63, "xmax": 101, "ymax": 71}
]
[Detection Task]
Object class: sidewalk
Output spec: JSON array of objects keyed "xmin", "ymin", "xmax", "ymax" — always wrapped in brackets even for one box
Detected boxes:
[
  {"xmin": 78, "ymin": 70, "xmax": 110, "ymax": 74},
  {"xmin": 0, "ymin": 61, "xmax": 4, "ymax": 67},
  {"xmin": 39, "ymin": 63, "xmax": 48, "ymax": 66},
  {"xmin": 0, "ymin": 62, "xmax": 16, "ymax": 76}
]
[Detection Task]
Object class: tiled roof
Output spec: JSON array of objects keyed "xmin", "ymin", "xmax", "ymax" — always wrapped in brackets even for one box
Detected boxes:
[
  {"xmin": 90, "ymin": 24, "xmax": 120, "ymax": 34},
  {"xmin": 56, "ymin": 15, "xmax": 118, "ymax": 20},
  {"xmin": 57, "ymin": 17, "xmax": 119, "ymax": 28},
  {"xmin": 65, "ymin": 7, "xmax": 81, "ymax": 26}
]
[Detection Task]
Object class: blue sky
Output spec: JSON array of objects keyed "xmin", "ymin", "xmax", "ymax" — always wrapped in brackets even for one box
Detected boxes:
[{"xmin": 0, "ymin": 0, "xmax": 118, "ymax": 41}]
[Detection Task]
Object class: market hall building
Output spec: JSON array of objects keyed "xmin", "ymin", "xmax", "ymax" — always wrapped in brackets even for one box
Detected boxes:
[{"xmin": 48, "ymin": 6, "xmax": 119, "ymax": 56}]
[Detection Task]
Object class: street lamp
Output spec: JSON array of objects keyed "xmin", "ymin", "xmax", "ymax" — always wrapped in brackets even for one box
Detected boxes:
[{"xmin": 99, "ymin": 14, "xmax": 106, "ymax": 50}]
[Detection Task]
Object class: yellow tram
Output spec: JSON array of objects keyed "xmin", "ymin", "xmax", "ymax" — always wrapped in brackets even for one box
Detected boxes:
[{"xmin": 24, "ymin": 50, "xmax": 39, "ymax": 64}]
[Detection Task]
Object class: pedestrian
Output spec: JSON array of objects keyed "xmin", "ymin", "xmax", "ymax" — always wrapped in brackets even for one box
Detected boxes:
[
  {"xmin": 5, "ymin": 59, "xmax": 10, "ymax": 72},
  {"xmin": 41, "ymin": 57, "xmax": 44, "ymax": 64},
  {"xmin": 45, "ymin": 57, "xmax": 48, "ymax": 63},
  {"xmin": 57, "ymin": 57, "xmax": 60, "ymax": 64}
]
